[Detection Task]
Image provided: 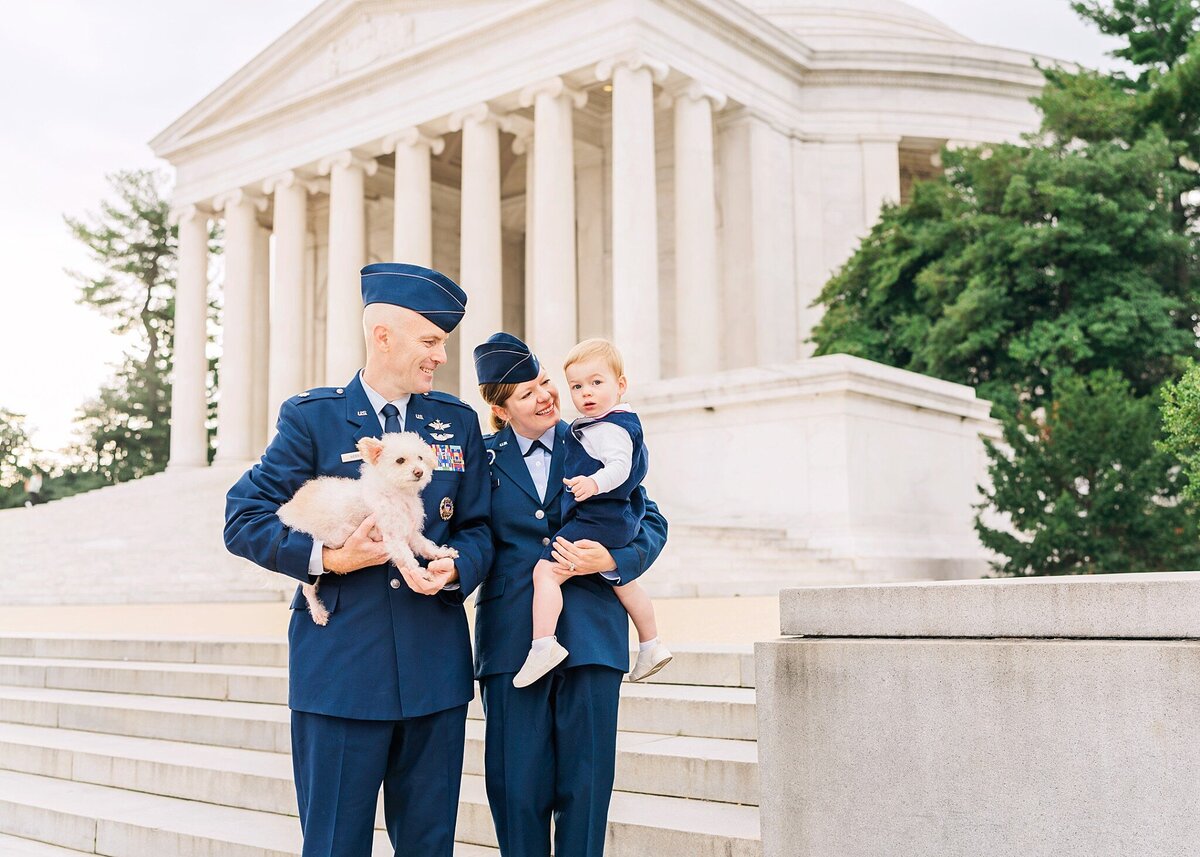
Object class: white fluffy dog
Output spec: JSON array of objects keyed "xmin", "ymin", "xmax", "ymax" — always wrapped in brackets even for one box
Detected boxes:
[{"xmin": 277, "ymin": 431, "xmax": 458, "ymax": 625}]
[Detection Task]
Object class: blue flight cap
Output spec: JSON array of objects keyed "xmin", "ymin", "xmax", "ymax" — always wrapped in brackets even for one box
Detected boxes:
[
  {"xmin": 360, "ymin": 263, "xmax": 467, "ymax": 332},
  {"xmin": 474, "ymin": 332, "xmax": 541, "ymax": 385}
]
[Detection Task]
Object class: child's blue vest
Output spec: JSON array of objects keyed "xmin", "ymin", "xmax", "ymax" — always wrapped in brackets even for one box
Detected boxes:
[{"xmin": 541, "ymin": 409, "xmax": 648, "ymax": 559}]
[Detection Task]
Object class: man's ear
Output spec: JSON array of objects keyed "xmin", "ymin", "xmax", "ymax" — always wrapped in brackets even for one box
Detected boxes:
[{"xmin": 357, "ymin": 437, "xmax": 384, "ymax": 465}]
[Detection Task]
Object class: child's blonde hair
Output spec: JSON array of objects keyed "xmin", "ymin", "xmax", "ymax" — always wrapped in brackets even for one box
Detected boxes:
[{"xmin": 563, "ymin": 338, "xmax": 625, "ymax": 378}]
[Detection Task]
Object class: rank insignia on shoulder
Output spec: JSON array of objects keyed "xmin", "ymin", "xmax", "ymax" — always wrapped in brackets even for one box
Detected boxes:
[
  {"xmin": 440, "ymin": 497, "xmax": 454, "ymax": 521},
  {"xmin": 430, "ymin": 432, "xmax": 454, "ymax": 442},
  {"xmin": 428, "ymin": 419, "xmax": 451, "ymax": 431},
  {"xmin": 431, "ymin": 444, "xmax": 466, "ymax": 472}
]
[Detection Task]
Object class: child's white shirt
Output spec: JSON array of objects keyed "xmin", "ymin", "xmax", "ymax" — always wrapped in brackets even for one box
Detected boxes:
[{"xmin": 574, "ymin": 403, "xmax": 635, "ymax": 495}]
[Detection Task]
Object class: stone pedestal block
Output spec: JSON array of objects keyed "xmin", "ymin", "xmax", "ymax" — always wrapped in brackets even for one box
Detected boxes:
[{"xmin": 757, "ymin": 573, "xmax": 1200, "ymax": 857}]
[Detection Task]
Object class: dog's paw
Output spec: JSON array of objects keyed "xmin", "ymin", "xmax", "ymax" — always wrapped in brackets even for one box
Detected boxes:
[
  {"xmin": 435, "ymin": 545, "xmax": 460, "ymax": 560},
  {"xmin": 309, "ymin": 600, "xmax": 330, "ymax": 626}
]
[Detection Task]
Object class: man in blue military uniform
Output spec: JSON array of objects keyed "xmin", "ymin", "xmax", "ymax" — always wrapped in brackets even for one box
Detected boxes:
[{"xmin": 224, "ymin": 263, "xmax": 491, "ymax": 857}]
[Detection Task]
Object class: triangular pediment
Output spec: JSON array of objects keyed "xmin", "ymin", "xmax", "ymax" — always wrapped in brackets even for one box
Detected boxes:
[{"xmin": 151, "ymin": 0, "xmax": 522, "ymax": 156}]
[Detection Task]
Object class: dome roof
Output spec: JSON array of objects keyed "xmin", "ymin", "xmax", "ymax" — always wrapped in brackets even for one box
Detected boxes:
[{"xmin": 742, "ymin": 0, "xmax": 970, "ymax": 44}]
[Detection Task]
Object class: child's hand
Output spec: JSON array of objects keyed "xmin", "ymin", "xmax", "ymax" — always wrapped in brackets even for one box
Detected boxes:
[{"xmin": 565, "ymin": 476, "xmax": 599, "ymax": 501}]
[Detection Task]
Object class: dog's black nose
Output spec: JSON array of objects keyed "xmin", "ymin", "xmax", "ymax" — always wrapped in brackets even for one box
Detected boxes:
[{"xmin": 413, "ymin": 469, "xmax": 423, "ymax": 479}]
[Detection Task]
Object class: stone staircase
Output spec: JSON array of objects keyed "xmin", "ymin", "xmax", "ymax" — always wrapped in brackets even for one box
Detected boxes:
[
  {"xmin": 0, "ymin": 465, "xmax": 860, "ymax": 605},
  {"xmin": 0, "ymin": 634, "xmax": 761, "ymax": 856}
]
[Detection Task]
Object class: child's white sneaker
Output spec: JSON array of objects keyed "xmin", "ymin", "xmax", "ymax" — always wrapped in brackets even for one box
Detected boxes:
[
  {"xmin": 513, "ymin": 640, "xmax": 569, "ymax": 688},
  {"xmin": 628, "ymin": 641, "xmax": 672, "ymax": 682}
]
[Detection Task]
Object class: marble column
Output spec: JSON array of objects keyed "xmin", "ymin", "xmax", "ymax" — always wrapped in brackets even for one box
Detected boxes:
[
  {"xmin": 262, "ymin": 171, "xmax": 313, "ymax": 441},
  {"xmin": 512, "ymin": 125, "xmax": 535, "ymax": 328},
  {"xmin": 212, "ymin": 189, "xmax": 267, "ymax": 463},
  {"xmin": 382, "ymin": 128, "xmax": 444, "ymax": 266},
  {"xmin": 669, "ymin": 81, "xmax": 726, "ymax": 377},
  {"xmin": 598, "ymin": 55, "xmax": 668, "ymax": 381},
  {"xmin": 861, "ymin": 135, "xmax": 901, "ymax": 228},
  {"xmin": 449, "ymin": 104, "xmax": 503, "ymax": 416},
  {"xmin": 318, "ymin": 150, "xmax": 378, "ymax": 385},
  {"xmin": 251, "ymin": 224, "xmax": 270, "ymax": 452},
  {"xmin": 519, "ymin": 77, "xmax": 586, "ymax": 379},
  {"xmin": 168, "ymin": 205, "xmax": 210, "ymax": 468}
]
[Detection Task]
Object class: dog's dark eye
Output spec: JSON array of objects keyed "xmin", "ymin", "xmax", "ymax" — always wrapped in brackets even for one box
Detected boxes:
[{"xmin": 396, "ymin": 457, "xmax": 406, "ymax": 465}]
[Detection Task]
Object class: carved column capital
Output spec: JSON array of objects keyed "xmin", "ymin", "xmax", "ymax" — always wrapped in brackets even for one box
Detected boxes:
[
  {"xmin": 380, "ymin": 127, "xmax": 445, "ymax": 157},
  {"xmin": 212, "ymin": 188, "xmax": 268, "ymax": 214},
  {"xmin": 448, "ymin": 102, "xmax": 502, "ymax": 132},
  {"xmin": 595, "ymin": 53, "xmax": 669, "ymax": 85},
  {"xmin": 518, "ymin": 76, "xmax": 587, "ymax": 110},
  {"xmin": 261, "ymin": 170, "xmax": 324, "ymax": 196},
  {"xmin": 168, "ymin": 203, "xmax": 213, "ymax": 226},
  {"xmin": 316, "ymin": 150, "xmax": 379, "ymax": 177},
  {"xmin": 659, "ymin": 79, "xmax": 727, "ymax": 111}
]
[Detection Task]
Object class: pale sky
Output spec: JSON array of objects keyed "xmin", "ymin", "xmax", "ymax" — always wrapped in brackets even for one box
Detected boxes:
[{"xmin": 0, "ymin": 0, "xmax": 1122, "ymax": 451}]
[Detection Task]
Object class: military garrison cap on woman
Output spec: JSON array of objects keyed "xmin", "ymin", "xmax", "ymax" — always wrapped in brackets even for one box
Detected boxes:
[
  {"xmin": 473, "ymin": 332, "xmax": 541, "ymax": 384},
  {"xmin": 360, "ymin": 263, "xmax": 467, "ymax": 332}
]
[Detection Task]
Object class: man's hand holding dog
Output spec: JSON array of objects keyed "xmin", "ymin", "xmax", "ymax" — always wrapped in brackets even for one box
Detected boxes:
[
  {"xmin": 400, "ymin": 557, "xmax": 458, "ymax": 595},
  {"xmin": 323, "ymin": 515, "xmax": 389, "ymax": 573}
]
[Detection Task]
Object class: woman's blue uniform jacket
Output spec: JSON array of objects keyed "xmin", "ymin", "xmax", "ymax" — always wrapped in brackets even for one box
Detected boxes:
[
  {"xmin": 474, "ymin": 421, "xmax": 668, "ymax": 678},
  {"xmin": 223, "ymin": 375, "xmax": 492, "ymax": 720}
]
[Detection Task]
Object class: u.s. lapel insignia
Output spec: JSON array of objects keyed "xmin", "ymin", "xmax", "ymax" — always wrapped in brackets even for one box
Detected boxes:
[
  {"xmin": 414, "ymin": 413, "xmax": 424, "ymax": 421},
  {"xmin": 439, "ymin": 497, "xmax": 454, "ymax": 521},
  {"xmin": 428, "ymin": 419, "xmax": 451, "ymax": 431},
  {"xmin": 357, "ymin": 410, "xmax": 369, "ymax": 417},
  {"xmin": 431, "ymin": 432, "xmax": 454, "ymax": 442},
  {"xmin": 498, "ymin": 440, "xmax": 508, "ymax": 448}
]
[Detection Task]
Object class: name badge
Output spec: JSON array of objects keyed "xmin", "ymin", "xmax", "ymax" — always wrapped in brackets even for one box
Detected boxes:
[
  {"xmin": 431, "ymin": 444, "xmax": 465, "ymax": 472},
  {"xmin": 341, "ymin": 451, "xmax": 363, "ymax": 463}
]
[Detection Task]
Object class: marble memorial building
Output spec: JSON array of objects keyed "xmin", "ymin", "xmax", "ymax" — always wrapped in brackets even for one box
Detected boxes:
[{"xmin": 152, "ymin": 0, "xmax": 1047, "ymax": 581}]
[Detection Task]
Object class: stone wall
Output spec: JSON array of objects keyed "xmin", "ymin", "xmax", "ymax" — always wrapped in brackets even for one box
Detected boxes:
[{"xmin": 756, "ymin": 573, "xmax": 1200, "ymax": 857}]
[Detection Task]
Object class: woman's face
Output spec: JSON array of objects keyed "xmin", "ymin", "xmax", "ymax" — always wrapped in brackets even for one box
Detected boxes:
[{"xmin": 496, "ymin": 369, "xmax": 560, "ymax": 438}]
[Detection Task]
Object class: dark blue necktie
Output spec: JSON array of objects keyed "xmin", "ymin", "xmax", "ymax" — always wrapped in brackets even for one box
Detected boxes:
[
  {"xmin": 381, "ymin": 403, "xmax": 403, "ymax": 434},
  {"xmin": 524, "ymin": 439, "xmax": 550, "ymax": 457}
]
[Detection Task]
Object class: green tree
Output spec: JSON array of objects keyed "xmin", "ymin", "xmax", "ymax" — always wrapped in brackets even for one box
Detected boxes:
[
  {"xmin": 811, "ymin": 1, "xmax": 1200, "ymax": 575},
  {"xmin": 979, "ymin": 371, "xmax": 1200, "ymax": 575},
  {"xmin": 64, "ymin": 169, "xmax": 177, "ymax": 484},
  {"xmin": 0, "ymin": 409, "xmax": 36, "ymax": 509},
  {"xmin": 1158, "ymin": 361, "xmax": 1200, "ymax": 502},
  {"xmin": 812, "ymin": 133, "xmax": 1195, "ymax": 412}
]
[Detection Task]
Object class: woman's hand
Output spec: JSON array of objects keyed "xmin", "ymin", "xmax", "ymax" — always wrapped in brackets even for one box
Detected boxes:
[{"xmin": 550, "ymin": 537, "xmax": 617, "ymax": 576}]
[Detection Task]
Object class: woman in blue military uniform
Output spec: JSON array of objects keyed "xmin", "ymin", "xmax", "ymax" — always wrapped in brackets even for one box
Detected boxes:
[{"xmin": 471, "ymin": 332, "xmax": 669, "ymax": 857}]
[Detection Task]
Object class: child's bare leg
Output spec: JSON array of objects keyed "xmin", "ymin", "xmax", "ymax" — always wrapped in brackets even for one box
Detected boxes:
[
  {"xmin": 614, "ymin": 580, "xmax": 657, "ymax": 643},
  {"xmin": 531, "ymin": 559, "xmax": 566, "ymax": 639}
]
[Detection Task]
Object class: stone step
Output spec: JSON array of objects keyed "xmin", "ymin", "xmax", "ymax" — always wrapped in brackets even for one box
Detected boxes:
[
  {"xmin": 0, "ymin": 833, "xmax": 98, "ymax": 857},
  {"xmin": 0, "ymin": 636, "xmax": 755, "ymax": 686},
  {"xmin": 0, "ymin": 673, "xmax": 756, "ymax": 742},
  {"xmin": 0, "ymin": 701, "xmax": 759, "ymax": 808},
  {"xmin": 0, "ymin": 769, "xmax": 500, "ymax": 857},
  {"xmin": 0, "ymin": 766, "xmax": 760, "ymax": 856}
]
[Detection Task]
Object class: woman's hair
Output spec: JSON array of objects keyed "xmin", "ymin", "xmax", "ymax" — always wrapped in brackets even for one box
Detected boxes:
[
  {"xmin": 564, "ymin": 337, "xmax": 624, "ymax": 377},
  {"xmin": 479, "ymin": 381, "xmax": 520, "ymax": 432}
]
